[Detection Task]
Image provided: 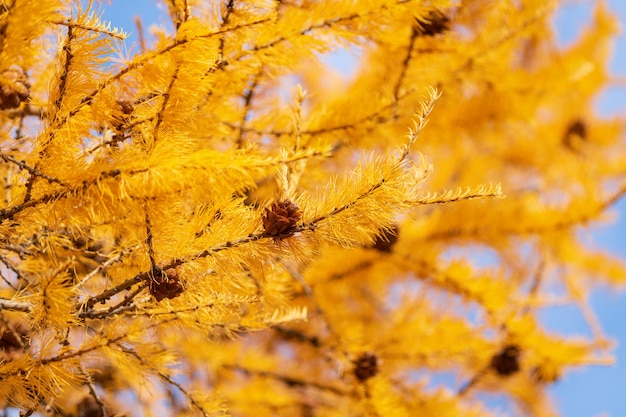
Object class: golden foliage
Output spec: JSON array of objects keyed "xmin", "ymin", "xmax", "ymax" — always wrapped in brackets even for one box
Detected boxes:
[{"xmin": 0, "ymin": 0, "xmax": 624, "ymax": 416}]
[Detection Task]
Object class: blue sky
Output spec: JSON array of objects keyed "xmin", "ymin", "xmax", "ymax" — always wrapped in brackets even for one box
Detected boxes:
[
  {"xmin": 548, "ymin": 2, "xmax": 626, "ymax": 416},
  {"xmin": 97, "ymin": 1, "xmax": 626, "ymax": 415}
]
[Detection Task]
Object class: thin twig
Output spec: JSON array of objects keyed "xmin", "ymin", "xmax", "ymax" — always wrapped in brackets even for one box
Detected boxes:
[
  {"xmin": 0, "ymin": 153, "xmax": 68, "ymax": 186},
  {"xmin": 153, "ymin": 64, "xmax": 181, "ymax": 143},
  {"xmin": 392, "ymin": 27, "xmax": 419, "ymax": 105},
  {"xmin": 0, "ymin": 298, "xmax": 32, "ymax": 312},
  {"xmin": 0, "ymin": 253, "xmax": 27, "ymax": 288},
  {"xmin": 80, "ymin": 283, "xmax": 147, "ymax": 319},
  {"xmin": 121, "ymin": 346, "xmax": 211, "ymax": 416},
  {"xmin": 135, "ymin": 17, "xmax": 146, "ymax": 53},
  {"xmin": 236, "ymin": 70, "xmax": 261, "ymax": 148},
  {"xmin": 520, "ymin": 258, "xmax": 545, "ymax": 316},
  {"xmin": 80, "ymin": 365, "xmax": 107, "ymax": 416},
  {"xmin": 0, "ymin": 168, "xmax": 147, "ymax": 222},
  {"xmin": 48, "ymin": 19, "xmax": 127, "ymax": 39},
  {"xmin": 425, "ymin": 179, "xmax": 626, "ymax": 239},
  {"xmin": 224, "ymin": 364, "xmax": 350, "ymax": 397},
  {"xmin": 457, "ymin": 366, "xmax": 489, "ymax": 396},
  {"xmin": 76, "ymin": 246, "xmax": 137, "ymax": 289},
  {"xmin": 83, "ymin": 272, "xmax": 147, "ymax": 310}
]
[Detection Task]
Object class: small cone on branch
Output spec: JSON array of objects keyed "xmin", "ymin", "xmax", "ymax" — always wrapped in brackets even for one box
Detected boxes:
[
  {"xmin": 0, "ymin": 67, "xmax": 30, "ymax": 110},
  {"xmin": 0, "ymin": 321, "xmax": 29, "ymax": 361},
  {"xmin": 490, "ymin": 344, "xmax": 521, "ymax": 377},
  {"xmin": 352, "ymin": 352, "xmax": 379, "ymax": 382},
  {"xmin": 76, "ymin": 396, "xmax": 103, "ymax": 417},
  {"xmin": 415, "ymin": 10, "xmax": 450, "ymax": 37},
  {"xmin": 149, "ymin": 267, "xmax": 184, "ymax": 302},
  {"xmin": 370, "ymin": 225, "xmax": 399, "ymax": 253},
  {"xmin": 262, "ymin": 199, "xmax": 302, "ymax": 238}
]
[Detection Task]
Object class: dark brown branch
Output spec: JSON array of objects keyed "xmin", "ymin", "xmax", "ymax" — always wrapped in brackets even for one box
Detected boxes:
[
  {"xmin": 222, "ymin": 0, "xmax": 236, "ymax": 26},
  {"xmin": 0, "ymin": 253, "xmax": 24, "ymax": 289},
  {"xmin": 153, "ymin": 64, "xmax": 181, "ymax": 142},
  {"xmin": 134, "ymin": 301, "xmax": 219, "ymax": 317},
  {"xmin": 30, "ymin": 24, "xmax": 75, "ymax": 169},
  {"xmin": 273, "ymin": 326, "xmax": 321, "ymax": 348},
  {"xmin": 80, "ymin": 366, "xmax": 107, "ymax": 417},
  {"xmin": 77, "ymin": 245, "xmax": 136, "ymax": 289},
  {"xmin": 225, "ymin": 364, "xmax": 349, "ymax": 396},
  {"xmin": 216, "ymin": 0, "xmax": 236, "ymax": 81},
  {"xmin": 54, "ymin": 26, "xmax": 75, "ymax": 113},
  {"xmin": 87, "ymin": 114, "xmax": 154, "ymax": 155},
  {"xmin": 39, "ymin": 332, "xmax": 128, "ymax": 366},
  {"xmin": 165, "ymin": 231, "xmax": 270, "ymax": 269},
  {"xmin": 236, "ymin": 71, "xmax": 260, "ymax": 148},
  {"xmin": 307, "ymin": 180, "xmax": 386, "ymax": 225},
  {"xmin": 144, "ymin": 207, "xmax": 157, "ymax": 268},
  {"xmin": 83, "ymin": 272, "xmax": 147, "ymax": 310},
  {"xmin": 392, "ymin": 27, "xmax": 419, "ymax": 104},
  {"xmin": 80, "ymin": 283, "xmax": 146, "ymax": 319},
  {"xmin": 48, "ymin": 19, "xmax": 126, "ymax": 39},
  {"xmin": 0, "ymin": 153, "xmax": 68, "ymax": 186},
  {"xmin": 0, "ymin": 168, "xmax": 147, "ymax": 222},
  {"xmin": 168, "ymin": 178, "xmax": 391, "ymax": 268}
]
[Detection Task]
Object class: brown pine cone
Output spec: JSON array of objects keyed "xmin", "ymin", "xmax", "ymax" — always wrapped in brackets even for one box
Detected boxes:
[
  {"xmin": 0, "ymin": 67, "xmax": 30, "ymax": 110},
  {"xmin": 415, "ymin": 11, "xmax": 450, "ymax": 37},
  {"xmin": 370, "ymin": 225, "xmax": 399, "ymax": 253},
  {"xmin": 77, "ymin": 396, "xmax": 103, "ymax": 417},
  {"xmin": 262, "ymin": 199, "xmax": 302, "ymax": 238},
  {"xmin": 490, "ymin": 344, "xmax": 521, "ymax": 376},
  {"xmin": 353, "ymin": 352, "xmax": 379, "ymax": 382},
  {"xmin": 149, "ymin": 267, "xmax": 184, "ymax": 302}
]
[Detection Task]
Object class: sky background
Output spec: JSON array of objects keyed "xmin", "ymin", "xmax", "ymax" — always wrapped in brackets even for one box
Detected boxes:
[
  {"xmin": 95, "ymin": 1, "xmax": 626, "ymax": 416},
  {"xmin": 549, "ymin": 2, "xmax": 626, "ymax": 416}
]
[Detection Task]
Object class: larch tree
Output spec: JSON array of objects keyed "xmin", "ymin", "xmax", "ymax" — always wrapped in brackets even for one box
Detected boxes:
[{"xmin": 0, "ymin": 0, "xmax": 624, "ymax": 416}]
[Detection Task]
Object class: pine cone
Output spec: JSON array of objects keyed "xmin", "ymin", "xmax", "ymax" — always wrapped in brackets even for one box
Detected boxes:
[
  {"xmin": 490, "ymin": 344, "xmax": 521, "ymax": 376},
  {"xmin": 0, "ymin": 67, "xmax": 30, "ymax": 110},
  {"xmin": 262, "ymin": 199, "xmax": 302, "ymax": 238},
  {"xmin": 0, "ymin": 327, "xmax": 25, "ymax": 352},
  {"xmin": 117, "ymin": 99, "xmax": 134, "ymax": 115},
  {"xmin": 77, "ymin": 396, "xmax": 103, "ymax": 417},
  {"xmin": 0, "ymin": 321, "xmax": 29, "ymax": 360},
  {"xmin": 370, "ymin": 225, "xmax": 399, "ymax": 253},
  {"xmin": 415, "ymin": 11, "xmax": 450, "ymax": 37},
  {"xmin": 563, "ymin": 119, "xmax": 587, "ymax": 151},
  {"xmin": 353, "ymin": 352, "xmax": 379, "ymax": 382},
  {"xmin": 149, "ymin": 267, "xmax": 184, "ymax": 302}
]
